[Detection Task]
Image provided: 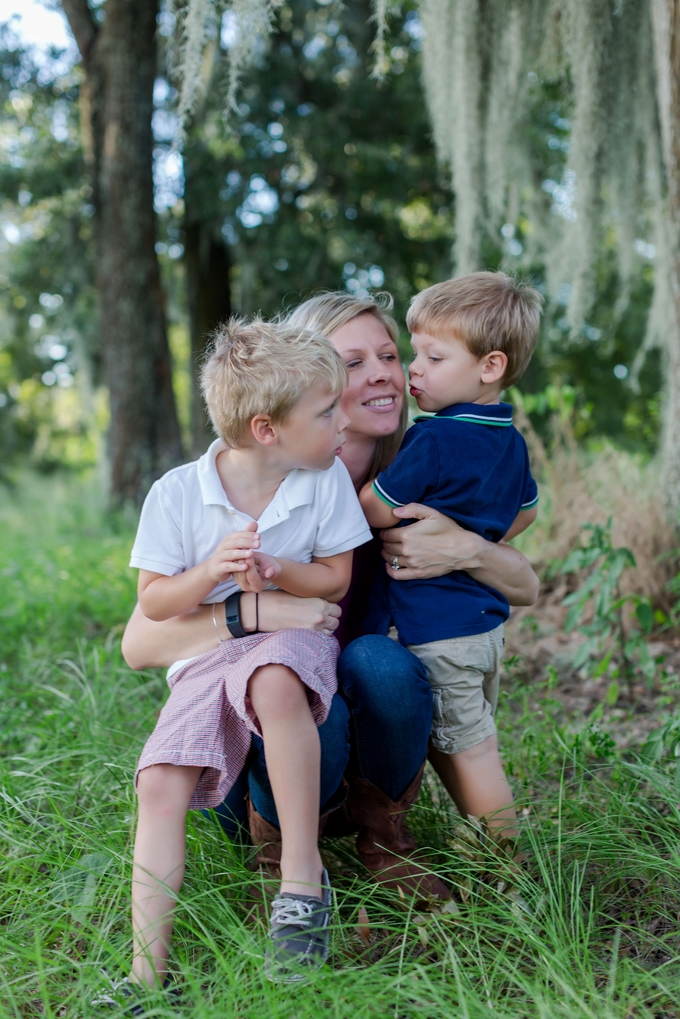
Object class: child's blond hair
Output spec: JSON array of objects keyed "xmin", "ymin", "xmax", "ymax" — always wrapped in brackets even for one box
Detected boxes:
[
  {"xmin": 406, "ymin": 272, "xmax": 542, "ymax": 388},
  {"xmin": 201, "ymin": 317, "xmax": 348, "ymax": 447}
]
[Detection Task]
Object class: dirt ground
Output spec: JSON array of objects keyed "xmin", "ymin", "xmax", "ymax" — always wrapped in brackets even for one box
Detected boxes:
[{"xmin": 504, "ymin": 580, "xmax": 680, "ymax": 750}]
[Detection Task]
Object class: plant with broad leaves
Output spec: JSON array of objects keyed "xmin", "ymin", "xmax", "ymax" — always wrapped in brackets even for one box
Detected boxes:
[
  {"xmin": 51, "ymin": 851, "xmax": 113, "ymax": 923},
  {"xmin": 553, "ymin": 518, "xmax": 657, "ymax": 701}
]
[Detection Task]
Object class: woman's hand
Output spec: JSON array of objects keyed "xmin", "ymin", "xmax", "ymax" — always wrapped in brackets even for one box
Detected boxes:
[
  {"xmin": 258, "ymin": 590, "xmax": 341, "ymax": 635},
  {"xmin": 379, "ymin": 503, "xmax": 539, "ymax": 606}
]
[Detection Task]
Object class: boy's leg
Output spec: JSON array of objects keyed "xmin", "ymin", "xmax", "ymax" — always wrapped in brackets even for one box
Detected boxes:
[
  {"xmin": 248, "ymin": 692, "xmax": 350, "ymax": 828},
  {"xmin": 412, "ymin": 626, "xmax": 516, "ymax": 836},
  {"xmin": 132, "ymin": 764, "xmax": 203, "ymax": 988},
  {"xmin": 429, "ymin": 738, "xmax": 517, "ymax": 836},
  {"xmin": 248, "ymin": 664, "xmax": 323, "ymax": 899}
]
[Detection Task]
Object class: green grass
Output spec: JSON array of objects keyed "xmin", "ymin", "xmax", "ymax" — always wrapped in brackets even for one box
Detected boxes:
[{"xmin": 1, "ymin": 472, "xmax": 680, "ymax": 1018}]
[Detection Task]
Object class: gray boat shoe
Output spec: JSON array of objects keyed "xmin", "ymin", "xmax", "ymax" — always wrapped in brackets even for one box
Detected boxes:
[
  {"xmin": 264, "ymin": 869, "xmax": 332, "ymax": 983},
  {"xmin": 91, "ymin": 974, "xmax": 181, "ymax": 1014}
]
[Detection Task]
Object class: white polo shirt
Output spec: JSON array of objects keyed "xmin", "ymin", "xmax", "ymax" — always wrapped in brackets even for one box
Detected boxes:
[{"xmin": 129, "ymin": 439, "xmax": 372, "ymax": 604}]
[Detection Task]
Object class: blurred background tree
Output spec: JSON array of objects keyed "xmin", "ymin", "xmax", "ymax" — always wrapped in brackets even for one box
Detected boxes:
[
  {"xmin": 0, "ymin": 0, "xmax": 663, "ymax": 504},
  {"xmin": 61, "ymin": 0, "xmax": 182, "ymax": 505}
]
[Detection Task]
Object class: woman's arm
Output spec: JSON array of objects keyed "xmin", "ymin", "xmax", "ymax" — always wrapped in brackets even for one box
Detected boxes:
[
  {"xmin": 379, "ymin": 503, "xmax": 540, "ymax": 607},
  {"xmin": 121, "ymin": 592, "xmax": 342, "ymax": 670}
]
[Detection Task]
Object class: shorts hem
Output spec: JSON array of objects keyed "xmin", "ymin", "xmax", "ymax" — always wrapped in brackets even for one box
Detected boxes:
[
  {"xmin": 135, "ymin": 752, "xmax": 234, "ymax": 810},
  {"xmin": 430, "ymin": 722, "xmax": 497, "ymax": 756}
]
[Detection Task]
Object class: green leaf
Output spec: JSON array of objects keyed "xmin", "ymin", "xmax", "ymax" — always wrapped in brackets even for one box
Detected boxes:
[
  {"xmin": 573, "ymin": 637, "xmax": 598, "ymax": 670},
  {"xmin": 50, "ymin": 852, "xmax": 112, "ymax": 912},
  {"xmin": 565, "ymin": 604, "xmax": 583, "ymax": 632},
  {"xmin": 545, "ymin": 663, "xmax": 559, "ymax": 690},
  {"xmin": 593, "ymin": 649, "xmax": 613, "ymax": 678},
  {"xmin": 605, "ymin": 680, "xmax": 619, "ymax": 706},
  {"xmin": 636, "ymin": 599, "xmax": 654, "ymax": 635}
]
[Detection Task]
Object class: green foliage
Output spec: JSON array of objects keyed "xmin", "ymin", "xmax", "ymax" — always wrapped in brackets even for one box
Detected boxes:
[
  {"xmin": 176, "ymin": 0, "xmax": 454, "ymax": 337},
  {"xmin": 0, "ymin": 2, "xmax": 664, "ymax": 474},
  {"xmin": 0, "ymin": 26, "xmax": 97, "ymax": 471},
  {"xmin": 0, "ymin": 473, "xmax": 136, "ymax": 661},
  {"xmin": 553, "ymin": 519, "xmax": 657, "ymax": 700},
  {"xmin": 640, "ymin": 715, "xmax": 680, "ymax": 794}
]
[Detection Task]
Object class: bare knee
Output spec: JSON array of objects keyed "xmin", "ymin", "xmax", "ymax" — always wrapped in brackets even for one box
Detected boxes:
[
  {"xmin": 137, "ymin": 764, "xmax": 195, "ymax": 815},
  {"xmin": 249, "ymin": 664, "xmax": 308, "ymax": 715}
]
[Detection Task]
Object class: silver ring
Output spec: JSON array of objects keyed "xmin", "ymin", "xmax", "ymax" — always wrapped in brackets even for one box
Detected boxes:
[{"xmin": 391, "ymin": 555, "xmax": 400, "ymax": 571}]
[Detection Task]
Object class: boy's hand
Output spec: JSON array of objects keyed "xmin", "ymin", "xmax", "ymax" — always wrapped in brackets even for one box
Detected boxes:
[
  {"xmin": 235, "ymin": 552, "xmax": 282, "ymax": 593},
  {"xmin": 205, "ymin": 522, "xmax": 261, "ymax": 584}
]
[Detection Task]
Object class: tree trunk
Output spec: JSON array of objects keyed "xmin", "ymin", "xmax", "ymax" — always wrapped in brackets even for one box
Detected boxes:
[
  {"xmin": 651, "ymin": 0, "xmax": 680, "ymax": 520},
  {"xmin": 183, "ymin": 180, "xmax": 231, "ymax": 459},
  {"xmin": 62, "ymin": 0, "xmax": 183, "ymax": 506}
]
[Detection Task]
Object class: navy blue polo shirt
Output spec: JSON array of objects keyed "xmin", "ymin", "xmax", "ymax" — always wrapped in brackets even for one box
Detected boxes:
[{"xmin": 370, "ymin": 401, "xmax": 538, "ymax": 646}]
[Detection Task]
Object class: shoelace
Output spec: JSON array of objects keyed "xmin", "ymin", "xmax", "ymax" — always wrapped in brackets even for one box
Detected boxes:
[
  {"xmin": 270, "ymin": 897, "xmax": 316, "ymax": 928},
  {"xmin": 92, "ymin": 973, "xmax": 174, "ymax": 1008},
  {"xmin": 91, "ymin": 975, "xmax": 134, "ymax": 1005}
]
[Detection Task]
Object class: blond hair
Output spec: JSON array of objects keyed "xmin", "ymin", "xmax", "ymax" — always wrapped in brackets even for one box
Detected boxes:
[
  {"xmin": 406, "ymin": 272, "xmax": 543, "ymax": 388},
  {"xmin": 201, "ymin": 316, "xmax": 348, "ymax": 447},
  {"xmin": 287, "ymin": 291, "xmax": 408, "ymax": 480}
]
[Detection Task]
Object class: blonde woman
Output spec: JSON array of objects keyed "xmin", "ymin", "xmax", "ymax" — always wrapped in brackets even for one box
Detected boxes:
[{"xmin": 122, "ymin": 290, "xmax": 538, "ymax": 902}]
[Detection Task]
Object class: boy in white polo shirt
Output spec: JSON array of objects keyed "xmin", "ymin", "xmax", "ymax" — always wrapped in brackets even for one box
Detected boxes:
[{"xmin": 111, "ymin": 318, "xmax": 371, "ymax": 1001}]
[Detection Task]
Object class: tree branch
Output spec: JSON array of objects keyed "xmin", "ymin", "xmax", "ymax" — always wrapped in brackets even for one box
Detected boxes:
[{"xmin": 59, "ymin": 0, "xmax": 97, "ymax": 65}]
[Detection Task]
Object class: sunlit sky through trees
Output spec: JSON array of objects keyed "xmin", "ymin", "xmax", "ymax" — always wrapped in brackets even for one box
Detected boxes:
[{"xmin": 0, "ymin": 1, "xmax": 74, "ymax": 59}]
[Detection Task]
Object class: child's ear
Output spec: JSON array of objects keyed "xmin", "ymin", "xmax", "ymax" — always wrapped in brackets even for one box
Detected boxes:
[
  {"xmin": 250, "ymin": 414, "xmax": 278, "ymax": 446},
  {"xmin": 481, "ymin": 350, "xmax": 508, "ymax": 386}
]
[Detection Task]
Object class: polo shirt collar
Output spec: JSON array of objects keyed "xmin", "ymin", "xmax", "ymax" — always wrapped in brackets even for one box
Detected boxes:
[
  {"xmin": 428, "ymin": 402, "xmax": 514, "ymax": 426},
  {"xmin": 196, "ymin": 438, "xmax": 318, "ymax": 524},
  {"xmin": 198, "ymin": 440, "xmax": 231, "ymax": 507}
]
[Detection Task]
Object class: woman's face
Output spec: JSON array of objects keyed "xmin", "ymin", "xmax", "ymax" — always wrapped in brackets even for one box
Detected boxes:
[{"xmin": 329, "ymin": 313, "xmax": 405, "ymax": 440}]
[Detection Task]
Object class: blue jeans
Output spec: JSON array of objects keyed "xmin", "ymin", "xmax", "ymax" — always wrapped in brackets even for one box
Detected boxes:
[{"xmin": 211, "ymin": 635, "xmax": 433, "ymax": 836}]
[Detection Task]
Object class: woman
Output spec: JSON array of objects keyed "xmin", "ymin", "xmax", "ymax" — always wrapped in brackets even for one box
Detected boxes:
[{"xmin": 122, "ymin": 291, "xmax": 539, "ymax": 902}]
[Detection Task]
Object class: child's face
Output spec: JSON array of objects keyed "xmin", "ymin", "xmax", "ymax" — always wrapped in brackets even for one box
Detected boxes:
[
  {"xmin": 408, "ymin": 332, "xmax": 505, "ymax": 411},
  {"xmin": 274, "ymin": 384, "xmax": 351, "ymax": 471}
]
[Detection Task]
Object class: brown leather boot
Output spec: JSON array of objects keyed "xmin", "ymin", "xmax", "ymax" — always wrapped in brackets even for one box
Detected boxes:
[
  {"xmin": 245, "ymin": 798, "xmax": 281, "ymax": 919},
  {"xmin": 247, "ymin": 797, "xmax": 282, "ymax": 880},
  {"xmin": 346, "ymin": 765, "xmax": 451, "ymax": 904}
]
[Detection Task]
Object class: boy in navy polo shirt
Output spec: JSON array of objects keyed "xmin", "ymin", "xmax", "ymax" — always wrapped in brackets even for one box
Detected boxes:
[{"xmin": 360, "ymin": 271, "xmax": 541, "ymax": 839}]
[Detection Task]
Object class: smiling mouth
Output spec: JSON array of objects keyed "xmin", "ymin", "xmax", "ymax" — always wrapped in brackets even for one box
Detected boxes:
[{"xmin": 363, "ymin": 396, "xmax": 396, "ymax": 408}]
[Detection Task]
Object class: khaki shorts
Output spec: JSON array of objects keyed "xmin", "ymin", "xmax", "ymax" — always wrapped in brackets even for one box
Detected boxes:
[{"xmin": 407, "ymin": 624, "xmax": 504, "ymax": 754}]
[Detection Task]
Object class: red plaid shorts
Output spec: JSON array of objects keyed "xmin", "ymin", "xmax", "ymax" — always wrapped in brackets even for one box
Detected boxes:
[{"xmin": 135, "ymin": 628, "xmax": 339, "ymax": 810}]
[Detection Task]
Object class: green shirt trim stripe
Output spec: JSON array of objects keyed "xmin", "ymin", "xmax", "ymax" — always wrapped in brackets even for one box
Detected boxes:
[
  {"xmin": 413, "ymin": 413, "xmax": 513, "ymax": 426},
  {"xmin": 371, "ymin": 479, "xmax": 404, "ymax": 508}
]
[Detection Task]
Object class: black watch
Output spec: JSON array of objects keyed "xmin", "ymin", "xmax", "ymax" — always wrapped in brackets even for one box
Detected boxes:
[
  {"xmin": 224, "ymin": 591, "xmax": 261, "ymax": 638},
  {"xmin": 224, "ymin": 591, "xmax": 247, "ymax": 639}
]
